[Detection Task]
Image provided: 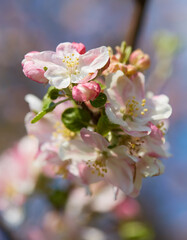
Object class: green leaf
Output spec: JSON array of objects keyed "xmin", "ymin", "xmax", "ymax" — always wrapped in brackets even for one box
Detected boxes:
[
  {"xmin": 48, "ymin": 189, "xmax": 68, "ymax": 210},
  {"xmin": 97, "ymin": 114, "xmax": 111, "ymax": 136},
  {"xmin": 45, "ymin": 102, "xmax": 56, "ymax": 112},
  {"xmin": 97, "ymin": 114, "xmax": 119, "ymax": 136},
  {"xmin": 42, "ymin": 94, "xmax": 52, "ymax": 110},
  {"xmin": 47, "ymin": 86, "xmax": 59, "ymax": 100},
  {"xmin": 90, "ymin": 93, "xmax": 107, "ymax": 108},
  {"xmin": 119, "ymin": 221, "xmax": 154, "ymax": 240},
  {"xmin": 62, "ymin": 108, "xmax": 91, "ymax": 132},
  {"xmin": 31, "ymin": 110, "xmax": 47, "ymax": 123}
]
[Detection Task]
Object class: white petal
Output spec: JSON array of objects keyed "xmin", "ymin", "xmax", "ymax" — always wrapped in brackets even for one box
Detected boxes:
[
  {"xmin": 60, "ymin": 140, "xmax": 97, "ymax": 163},
  {"xmin": 25, "ymin": 94, "xmax": 42, "ymax": 112},
  {"xmin": 149, "ymin": 94, "xmax": 172, "ymax": 121},
  {"xmin": 105, "ymin": 103, "xmax": 128, "ymax": 127},
  {"xmin": 45, "ymin": 67, "xmax": 70, "ymax": 89}
]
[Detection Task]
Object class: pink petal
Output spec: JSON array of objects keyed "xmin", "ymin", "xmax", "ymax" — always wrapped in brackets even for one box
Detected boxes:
[
  {"xmin": 106, "ymin": 157, "xmax": 134, "ymax": 195},
  {"xmin": 105, "ymin": 70, "xmax": 134, "ymax": 108},
  {"xmin": 72, "ymin": 42, "xmax": 86, "ymax": 54},
  {"xmin": 80, "ymin": 128, "xmax": 109, "ymax": 151},
  {"xmin": 79, "ymin": 46, "xmax": 109, "ymax": 73},
  {"xmin": 131, "ymin": 72, "xmax": 145, "ymax": 100},
  {"xmin": 78, "ymin": 162, "xmax": 103, "ymax": 184},
  {"xmin": 56, "ymin": 42, "xmax": 82, "ymax": 55}
]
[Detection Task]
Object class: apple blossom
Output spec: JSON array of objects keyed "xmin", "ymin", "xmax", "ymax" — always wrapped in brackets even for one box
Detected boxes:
[
  {"xmin": 0, "ymin": 136, "xmax": 42, "ymax": 209},
  {"xmin": 22, "ymin": 42, "xmax": 109, "ymax": 89},
  {"xmin": 105, "ymin": 70, "xmax": 172, "ymax": 137},
  {"xmin": 60, "ymin": 128, "xmax": 135, "ymax": 195}
]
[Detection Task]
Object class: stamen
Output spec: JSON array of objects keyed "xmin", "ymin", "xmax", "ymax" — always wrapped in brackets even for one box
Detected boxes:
[
  {"xmin": 86, "ymin": 156, "xmax": 107, "ymax": 178},
  {"xmin": 53, "ymin": 121, "xmax": 76, "ymax": 140}
]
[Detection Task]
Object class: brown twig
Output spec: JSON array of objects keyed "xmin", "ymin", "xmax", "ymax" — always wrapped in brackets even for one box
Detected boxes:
[{"xmin": 126, "ymin": 0, "xmax": 149, "ymax": 49}]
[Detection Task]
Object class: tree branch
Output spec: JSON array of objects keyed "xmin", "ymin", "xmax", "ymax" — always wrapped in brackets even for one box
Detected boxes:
[{"xmin": 126, "ymin": 0, "xmax": 149, "ymax": 49}]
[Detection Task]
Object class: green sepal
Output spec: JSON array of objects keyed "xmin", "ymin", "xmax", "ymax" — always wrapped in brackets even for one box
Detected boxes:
[
  {"xmin": 120, "ymin": 41, "xmax": 127, "ymax": 54},
  {"xmin": 94, "ymin": 80, "xmax": 106, "ymax": 90},
  {"xmin": 47, "ymin": 86, "xmax": 59, "ymax": 100},
  {"xmin": 61, "ymin": 107, "xmax": 91, "ymax": 132},
  {"xmin": 123, "ymin": 46, "xmax": 132, "ymax": 64},
  {"xmin": 90, "ymin": 93, "xmax": 107, "ymax": 108}
]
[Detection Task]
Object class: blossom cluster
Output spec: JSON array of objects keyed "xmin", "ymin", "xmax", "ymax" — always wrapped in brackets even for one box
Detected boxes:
[{"xmin": 19, "ymin": 41, "xmax": 172, "ymax": 199}]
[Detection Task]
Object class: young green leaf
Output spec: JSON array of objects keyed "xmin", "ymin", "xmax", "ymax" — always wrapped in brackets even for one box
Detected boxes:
[
  {"xmin": 61, "ymin": 108, "xmax": 91, "ymax": 132},
  {"xmin": 31, "ymin": 110, "xmax": 47, "ymax": 123},
  {"xmin": 90, "ymin": 93, "xmax": 107, "ymax": 108},
  {"xmin": 97, "ymin": 113, "xmax": 119, "ymax": 136}
]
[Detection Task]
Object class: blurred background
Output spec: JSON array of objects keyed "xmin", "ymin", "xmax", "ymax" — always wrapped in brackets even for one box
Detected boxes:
[{"xmin": 0, "ymin": 0, "xmax": 186, "ymax": 239}]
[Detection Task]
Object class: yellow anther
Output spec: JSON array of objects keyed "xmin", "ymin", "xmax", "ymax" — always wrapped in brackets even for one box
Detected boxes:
[
  {"xmin": 144, "ymin": 108, "xmax": 148, "ymax": 112},
  {"xmin": 142, "ymin": 99, "xmax": 146, "ymax": 103},
  {"xmin": 131, "ymin": 143, "xmax": 135, "ymax": 149},
  {"xmin": 141, "ymin": 111, "xmax": 145, "ymax": 115},
  {"xmin": 141, "ymin": 103, "xmax": 145, "ymax": 106},
  {"xmin": 72, "ymin": 53, "xmax": 74, "ymax": 56}
]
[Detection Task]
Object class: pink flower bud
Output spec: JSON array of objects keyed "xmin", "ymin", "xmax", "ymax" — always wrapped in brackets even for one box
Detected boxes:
[
  {"xmin": 22, "ymin": 51, "xmax": 49, "ymax": 84},
  {"xmin": 129, "ymin": 49, "xmax": 150, "ymax": 71},
  {"xmin": 136, "ymin": 54, "xmax": 150, "ymax": 71},
  {"xmin": 72, "ymin": 42, "xmax": 86, "ymax": 54},
  {"xmin": 124, "ymin": 64, "xmax": 137, "ymax": 76},
  {"xmin": 72, "ymin": 82, "xmax": 101, "ymax": 102},
  {"xmin": 129, "ymin": 49, "xmax": 143, "ymax": 65},
  {"xmin": 22, "ymin": 60, "xmax": 48, "ymax": 84}
]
